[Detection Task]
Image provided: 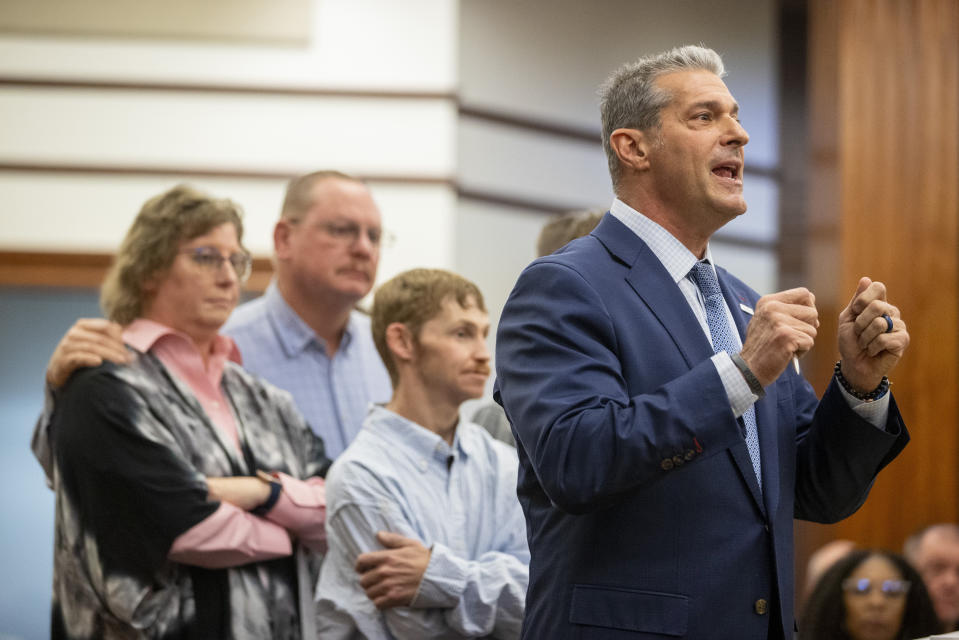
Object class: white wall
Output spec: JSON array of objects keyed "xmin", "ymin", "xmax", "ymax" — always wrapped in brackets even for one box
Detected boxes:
[
  {"xmin": 0, "ymin": 0, "xmax": 457, "ymax": 89},
  {"xmin": 0, "ymin": 0, "xmax": 460, "ymax": 282},
  {"xmin": 457, "ymin": 0, "xmax": 778, "ymax": 166}
]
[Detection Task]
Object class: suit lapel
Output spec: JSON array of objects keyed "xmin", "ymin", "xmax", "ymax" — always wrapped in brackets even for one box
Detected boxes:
[
  {"xmin": 593, "ymin": 216, "xmax": 714, "ymax": 369},
  {"xmin": 595, "ymin": 215, "xmax": 778, "ymax": 518},
  {"xmin": 717, "ymin": 270, "xmax": 781, "ymax": 520}
]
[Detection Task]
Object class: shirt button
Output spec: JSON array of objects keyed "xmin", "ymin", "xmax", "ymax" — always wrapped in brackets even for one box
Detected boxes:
[
  {"xmin": 660, "ymin": 458, "xmax": 674, "ymax": 471},
  {"xmin": 754, "ymin": 599, "xmax": 768, "ymax": 615}
]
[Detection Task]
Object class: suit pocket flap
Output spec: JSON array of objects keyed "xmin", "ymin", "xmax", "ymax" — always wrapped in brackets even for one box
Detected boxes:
[{"xmin": 569, "ymin": 584, "xmax": 688, "ymax": 636}]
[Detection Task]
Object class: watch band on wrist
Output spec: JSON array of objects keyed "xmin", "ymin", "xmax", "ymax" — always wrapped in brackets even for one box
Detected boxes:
[
  {"xmin": 731, "ymin": 352, "xmax": 765, "ymax": 399},
  {"xmin": 833, "ymin": 361, "xmax": 890, "ymax": 401},
  {"xmin": 251, "ymin": 470, "xmax": 282, "ymax": 516}
]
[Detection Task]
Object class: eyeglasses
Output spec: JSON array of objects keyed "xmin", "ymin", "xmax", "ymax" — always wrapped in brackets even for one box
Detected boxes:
[
  {"xmin": 181, "ymin": 247, "xmax": 252, "ymax": 283},
  {"xmin": 318, "ymin": 221, "xmax": 395, "ymax": 249},
  {"xmin": 842, "ymin": 578, "xmax": 911, "ymax": 598}
]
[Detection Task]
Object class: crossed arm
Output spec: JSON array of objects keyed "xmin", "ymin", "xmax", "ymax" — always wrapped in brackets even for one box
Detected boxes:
[
  {"xmin": 37, "ymin": 318, "xmax": 526, "ymax": 628},
  {"xmin": 325, "ymin": 497, "xmax": 529, "ymax": 639},
  {"xmin": 38, "ymin": 319, "xmax": 328, "ymax": 566}
]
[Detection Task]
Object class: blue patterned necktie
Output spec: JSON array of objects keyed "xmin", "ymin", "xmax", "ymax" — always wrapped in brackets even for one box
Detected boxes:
[{"xmin": 689, "ymin": 261, "xmax": 762, "ymax": 490}]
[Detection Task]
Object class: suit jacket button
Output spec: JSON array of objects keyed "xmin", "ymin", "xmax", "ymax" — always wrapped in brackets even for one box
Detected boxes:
[
  {"xmin": 754, "ymin": 599, "xmax": 768, "ymax": 615},
  {"xmin": 684, "ymin": 449, "xmax": 696, "ymax": 461},
  {"xmin": 660, "ymin": 458, "xmax": 674, "ymax": 471},
  {"xmin": 672, "ymin": 454, "xmax": 684, "ymax": 466}
]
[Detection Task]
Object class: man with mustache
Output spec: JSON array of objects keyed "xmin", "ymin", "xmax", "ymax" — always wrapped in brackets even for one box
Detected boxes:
[
  {"xmin": 315, "ymin": 268, "xmax": 529, "ymax": 639},
  {"xmin": 34, "ymin": 170, "xmax": 392, "ymax": 470},
  {"xmin": 494, "ymin": 44, "xmax": 911, "ymax": 639}
]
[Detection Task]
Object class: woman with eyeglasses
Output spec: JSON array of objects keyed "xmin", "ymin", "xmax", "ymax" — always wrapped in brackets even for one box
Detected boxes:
[
  {"xmin": 800, "ymin": 549, "xmax": 940, "ymax": 640},
  {"xmin": 48, "ymin": 185, "xmax": 330, "ymax": 639}
]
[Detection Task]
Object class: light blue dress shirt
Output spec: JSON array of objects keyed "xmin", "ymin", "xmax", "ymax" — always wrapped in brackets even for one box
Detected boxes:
[
  {"xmin": 315, "ymin": 405, "xmax": 529, "ymax": 639},
  {"xmin": 222, "ymin": 283, "xmax": 393, "ymax": 458}
]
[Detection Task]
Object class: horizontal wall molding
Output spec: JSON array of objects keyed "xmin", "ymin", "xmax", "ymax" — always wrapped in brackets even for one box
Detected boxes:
[
  {"xmin": 0, "ymin": 76, "xmax": 456, "ymax": 101},
  {"xmin": 458, "ymin": 186, "xmax": 587, "ymax": 215},
  {"xmin": 0, "ymin": 161, "xmax": 456, "ymax": 185},
  {"xmin": 460, "ymin": 104, "xmax": 601, "ymax": 146},
  {"xmin": 0, "ymin": 251, "xmax": 274, "ymax": 292}
]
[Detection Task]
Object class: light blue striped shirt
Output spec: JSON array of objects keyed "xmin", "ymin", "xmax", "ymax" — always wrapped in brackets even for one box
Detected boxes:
[
  {"xmin": 222, "ymin": 283, "xmax": 393, "ymax": 458},
  {"xmin": 316, "ymin": 405, "xmax": 529, "ymax": 639}
]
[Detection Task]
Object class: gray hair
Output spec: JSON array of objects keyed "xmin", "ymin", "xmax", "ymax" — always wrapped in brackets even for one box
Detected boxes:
[{"xmin": 599, "ymin": 44, "xmax": 726, "ymax": 190}]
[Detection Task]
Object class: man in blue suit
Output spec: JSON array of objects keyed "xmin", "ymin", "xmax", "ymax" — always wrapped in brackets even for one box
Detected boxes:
[{"xmin": 494, "ymin": 44, "xmax": 911, "ymax": 639}]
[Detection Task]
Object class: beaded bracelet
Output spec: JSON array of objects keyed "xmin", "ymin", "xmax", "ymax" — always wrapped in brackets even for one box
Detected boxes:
[{"xmin": 834, "ymin": 361, "xmax": 890, "ymax": 401}]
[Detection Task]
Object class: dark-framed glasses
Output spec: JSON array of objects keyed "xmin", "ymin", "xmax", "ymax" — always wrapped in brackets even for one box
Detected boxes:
[
  {"xmin": 841, "ymin": 578, "xmax": 911, "ymax": 598},
  {"xmin": 320, "ymin": 221, "xmax": 395, "ymax": 249},
  {"xmin": 181, "ymin": 247, "xmax": 252, "ymax": 283}
]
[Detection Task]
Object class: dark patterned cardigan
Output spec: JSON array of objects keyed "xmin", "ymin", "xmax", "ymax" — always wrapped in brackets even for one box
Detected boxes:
[{"xmin": 49, "ymin": 348, "xmax": 331, "ymax": 639}]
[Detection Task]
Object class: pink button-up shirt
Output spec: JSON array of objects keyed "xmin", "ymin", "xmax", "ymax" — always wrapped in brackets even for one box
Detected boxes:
[{"xmin": 124, "ymin": 319, "xmax": 326, "ymax": 568}]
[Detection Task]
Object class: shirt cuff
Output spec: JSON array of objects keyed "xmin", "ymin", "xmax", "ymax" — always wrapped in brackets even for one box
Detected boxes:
[
  {"xmin": 712, "ymin": 352, "xmax": 757, "ymax": 418},
  {"xmin": 409, "ymin": 543, "xmax": 466, "ymax": 609},
  {"xmin": 263, "ymin": 473, "xmax": 327, "ymax": 552},
  {"xmin": 837, "ymin": 382, "xmax": 891, "ymax": 429}
]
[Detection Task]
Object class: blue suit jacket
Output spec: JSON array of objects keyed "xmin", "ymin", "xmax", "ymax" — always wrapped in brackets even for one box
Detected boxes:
[{"xmin": 494, "ymin": 214, "xmax": 908, "ymax": 639}]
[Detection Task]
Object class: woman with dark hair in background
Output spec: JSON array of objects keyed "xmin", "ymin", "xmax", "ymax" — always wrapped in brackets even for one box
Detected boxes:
[{"xmin": 800, "ymin": 549, "xmax": 940, "ymax": 640}]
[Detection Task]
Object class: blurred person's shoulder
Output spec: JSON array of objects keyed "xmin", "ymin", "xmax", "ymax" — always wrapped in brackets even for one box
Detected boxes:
[{"xmin": 223, "ymin": 293, "xmax": 270, "ymax": 334}]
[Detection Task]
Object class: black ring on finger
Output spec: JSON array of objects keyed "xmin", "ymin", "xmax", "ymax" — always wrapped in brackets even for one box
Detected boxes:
[{"xmin": 882, "ymin": 313, "xmax": 893, "ymax": 333}]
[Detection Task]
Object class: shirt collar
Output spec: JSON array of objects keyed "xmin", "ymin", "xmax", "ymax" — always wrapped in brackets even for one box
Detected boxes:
[
  {"xmin": 123, "ymin": 317, "xmax": 242, "ymax": 363},
  {"xmin": 364, "ymin": 404, "xmax": 472, "ymax": 465},
  {"xmin": 265, "ymin": 281, "xmax": 356, "ymax": 356},
  {"xmin": 609, "ymin": 198, "xmax": 718, "ymax": 283}
]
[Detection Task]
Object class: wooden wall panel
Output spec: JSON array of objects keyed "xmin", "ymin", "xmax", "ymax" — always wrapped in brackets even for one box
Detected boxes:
[
  {"xmin": 800, "ymin": 0, "xmax": 959, "ymax": 572},
  {"xmin": 0, "ymin": 252, "xmax": 274, "ymax": 294}
]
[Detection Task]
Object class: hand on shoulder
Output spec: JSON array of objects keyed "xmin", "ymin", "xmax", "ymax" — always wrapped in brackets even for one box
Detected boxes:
[{"xmin": 46, "ymin": 318, "xmax": 129, "ymax": 388}]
